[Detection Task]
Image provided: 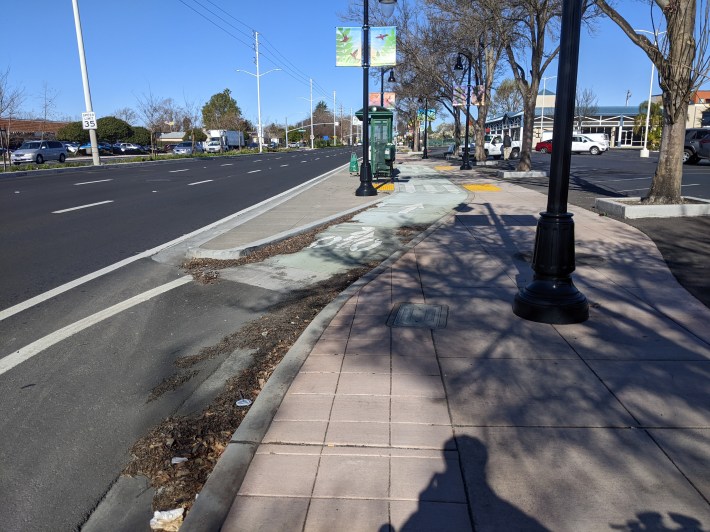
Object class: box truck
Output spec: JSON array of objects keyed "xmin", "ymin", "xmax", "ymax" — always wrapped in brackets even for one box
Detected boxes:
[{"xmin": 205, "ymin": 130, "xmax": 244, "ymax": 152}]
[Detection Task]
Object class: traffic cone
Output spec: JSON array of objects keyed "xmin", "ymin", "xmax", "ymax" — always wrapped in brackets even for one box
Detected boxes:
[{"xmin": 349, "ymin": 152, "xmax": 359, "ymax": 174}]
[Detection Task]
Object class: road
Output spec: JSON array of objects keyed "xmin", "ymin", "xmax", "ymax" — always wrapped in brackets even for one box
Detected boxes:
[
  {"xmin": 0, "ymin": 148, "xmax": 355, "ymax": 311},
  {"xmin": 0, "ymin": 148, "xmax": 356, "ymax": 532}
]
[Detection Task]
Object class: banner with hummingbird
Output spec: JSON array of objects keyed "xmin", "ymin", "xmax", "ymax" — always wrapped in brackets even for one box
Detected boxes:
[{"xmin": 336, "ymin": 26, "xmax": 396, "ymax": 67}]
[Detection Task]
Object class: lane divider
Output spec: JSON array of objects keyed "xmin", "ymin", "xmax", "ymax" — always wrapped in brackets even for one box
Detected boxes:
[
  {"xmin": 52, "ymin": 200, "xmax": 113, "ymax": 214},
  {"xmin": 74, "ymin": 179, "xmax": 113, "ymax": 186},
  {"xmin": 0, "ymin": 277, "xmax": 192, "ymax": 377},
  {"xmin": 188, "ymin": 180, "xmax": 214, "ymax": 186}
]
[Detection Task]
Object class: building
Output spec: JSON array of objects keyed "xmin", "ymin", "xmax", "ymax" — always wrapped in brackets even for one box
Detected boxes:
[
  {"xmin": 485, "ymin": 89, "xmax": 710, "ymax": 148},
  {"xmin": 0, "ymin": 118, "xmax": 71, "ymax": 148}
]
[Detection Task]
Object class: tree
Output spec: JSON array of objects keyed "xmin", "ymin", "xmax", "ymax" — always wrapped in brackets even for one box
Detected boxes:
[
  {"xmin": 182, "ymin": 129, "xmax": 207, "ymax": 142},
  {"xmin": 575, "ymin": 88, "xmax": 598, "ymax": 130},
  {"xmin": 490, "ymin": 78, "xmax": 524, "ymax": 118},
  {"xmin": 136, "ymin": 90, "xmax": 167, "ymax": 156},
  {"xmin": 38, "ymin": 82, "xmax": 59, "ymax": 141},
  {"xmin": 57, "ymin": 121, "xmax": 90, "ymax": 143},
  {"xmin": 202, "ymin": 89, "xmax": 244, "ymax": 130},
  {"xmin": 596, "ymin": 0, "xmax": 710, "ymax": 204},
  {"xmin": 0, "ymin": 67, "xmax": 25, "ymax": 167},
  {"xmin": 113, "ymin": 107, "xmax": 138, "ymax": 126},
  {"xmin": 128, "ymin": 126, "xmax": 151, "ymax": 146},
  {"xmin": 97, "ymin": 116, "xmax": 133, "ymax": 143},
  {"xmin": 595, "ymin": 0, "xmax": 710, "ymax": 204},
  {"xmin": 633, "ymin": 100, "xmax": 664, "ymax": 150}
]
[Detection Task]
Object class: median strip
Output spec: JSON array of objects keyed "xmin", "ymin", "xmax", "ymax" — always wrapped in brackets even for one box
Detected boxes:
[{"xmin": 52, "ymin": 200, "xmax": 114, "ymax": 214}]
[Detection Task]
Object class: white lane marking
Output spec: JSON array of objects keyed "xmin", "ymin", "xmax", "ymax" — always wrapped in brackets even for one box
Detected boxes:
[
  {"xmin": 253, "ymin": 159, "xmax": 262, "ymax": 162},
  {"xmin": 170, "ymin": 169, "xmax": 189, "ymax": 173},
  {"xmin": 52, "ymin": 200, "xmax": 113, "ymax": 214},
  {"xmin": 0, "ymin": 277, "xmax": 191, "ymax": 377},
  {"xmin": 681, "ymin": 183, "xmax": 700, "ymax": 187},
  {"xmin": 280, "ymin": 164, "xmax": 289, "ymax": 167},
  {"xmin": 301, "ymin": 160, "xmax": 307, "ymax": 163},
  {"xmin": 74, "ymin": 179, "xmax": 113, "ymax": 186},
  {"xmin": 220, "ymin": 163, "xmax": 233, "ymax": 166},
  {"xmin": 444, "ymin": 185, "xmax": 460, "ymax": 193},
  {"xmin": 188, "ymin": 180, "xmax": 213, "ymax": 186},
  {"xmin": 596, "ymin": 177, "xmax": 650, "ymax": 182},
  {"xmin": 315, "ymin": 158, "xmax": 321, "ymax": 160},
  {"xmin": 0, "ymin": 161, "xmax": 351, "ymax": 322},
  {"xmin": 399, "ymin": 203, "xmax": 424, "ymax": 214},
  {"xmin": 424, "ymin": 185, "xmax": 438, "ymax": 193},
  {"xmin": 248, "ymin": 170, "xmax": 261, "ymax": 174}
]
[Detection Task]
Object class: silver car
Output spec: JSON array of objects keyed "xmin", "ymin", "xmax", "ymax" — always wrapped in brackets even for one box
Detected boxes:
[
  {"xmin": 11, "ymin": 140, "xmax": 67, "ymax": 165},
  {"xmin": 173, "ymin": 141, "xmax": 204, "ymax": 155}
]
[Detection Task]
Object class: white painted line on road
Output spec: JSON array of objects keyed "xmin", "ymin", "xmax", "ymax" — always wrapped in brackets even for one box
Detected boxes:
[
  {"xmin": 169, "ymin": 169, "xmax": 189, "ymax": 173},
  {"xmin": 74, "ymin": 179, "xmax": 113, "ymax": 186},
  {"xmin": 424, "ymin": 185, "xmax": 438, "ymax": 193},
  {"xmin": 0, "ymin": 277, "xmax": 191, "ymax": 377},
  {"xmin": 248, "ymin": 170, "xmax": 261, "ymax": 174},
  {"xmin": 253, "ymin": 159, "xmax": 262, "ymax": 162},
  {"xmin": 0, "ymin": 161, "xmax": 352, "ymax": 322},
  {"xmin": 616, "ymin": 188, "xmax": 649, "ymax": 193},
  {"xmin": 188, "ymin": 180, "xmax": 213, "ymax": 186},
  {"xmin": 52, "ymin": 200, "xmax": 114, "ymax": 214},
  {"xmin": 596, "ymin": 177, "xmax": 649, "ymax": 182},
  {"xmin": 280, "ymin": 164, "xmax": 289, "ymax": 167},
  {"xmin": 301, "ymin": 160, "xmax": 307, "ymax": 163},
  {"xmin": 220, "ymin": 163, "xmax": 233, "ymax": 166},
  {"xmin": 315, "ymin": 158, "xmax": 321, "ymax": 160},
  {"xmin": 682, "ymin": 183, "xmax": 700, "ymax": 187}
]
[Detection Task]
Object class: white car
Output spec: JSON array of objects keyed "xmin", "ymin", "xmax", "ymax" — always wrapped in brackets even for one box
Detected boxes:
[
  {"xmin": 204, "ymin": 140, "xmax": 222, "ymax": 153},
  {"xmin": 571, "ymin": 135, "xmax": 607, "ymax": 155}
]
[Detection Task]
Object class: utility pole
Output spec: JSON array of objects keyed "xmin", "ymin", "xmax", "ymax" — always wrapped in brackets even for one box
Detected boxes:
[
  {"xmin": 310, "ymin": 78, "xmax": 314, "ymax": 149},
  {"xmin": 285, "ymin": 116, "xmax": 288, "ymax": 149},
  {"xmin": 255, "ymin": 32, "xmax": 262, "ymax": 154},
  {"xmin": 350, "ymin": 107, "xmax": 353, "ymax": 145},
  {"xmin": 71, "ymin": 0, "xmax": 100, "ymax": 166},
  {"xmin": 333, "ymin": 91, "xmax": 337, "ymax": 146}
]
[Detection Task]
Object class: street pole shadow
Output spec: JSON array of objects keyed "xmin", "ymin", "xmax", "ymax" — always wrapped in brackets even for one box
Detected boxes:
[{"xmin": 379, "ymin": 436, "xmax": 550, "ymax": 531}]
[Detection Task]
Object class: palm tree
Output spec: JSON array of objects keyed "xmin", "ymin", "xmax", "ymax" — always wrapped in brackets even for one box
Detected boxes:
[{"xmin": 633, "ymin": 100, "xmax": 663, "ymax": 150}]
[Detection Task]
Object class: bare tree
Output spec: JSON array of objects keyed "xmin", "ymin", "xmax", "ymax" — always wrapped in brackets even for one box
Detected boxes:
[
  {"xmin": 490, "ymin": 78, "xmax": 524, "ymax": 120},
  {"xmin": 38, "ymin": 82, "xmax": 59, "ymax": 141},
  {"xmin": 135, "ymin": 90, "xmax": 167, "ymax": 157},
  {"xmin": 0, "ymin": 68, "xmax": 25, "ymax": 169},
  {"xmin": 113, "ymin": 107, "xmax": 138, "ymax": 126},
  {"xmin": 575, "ymin": 87, "xmax": 598, "ymax": 130},
  {"xmin": 595, "ymin": 0, "xmax": 710, "ymax": 204}
]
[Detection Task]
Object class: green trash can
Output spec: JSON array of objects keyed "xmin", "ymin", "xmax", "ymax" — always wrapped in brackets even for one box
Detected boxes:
[{"xmin": 355, "ymin": 106, "xmax": 396, "ymax": 179}]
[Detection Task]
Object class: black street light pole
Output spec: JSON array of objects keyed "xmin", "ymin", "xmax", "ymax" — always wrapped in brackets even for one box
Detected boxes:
[
  {"xmin": 380, "ymin": 68, "xmax": 395, "ymax": 107},
  {"xmin": 356, "ymin": 0, "xmax": 397, "ymax": 197},
  {"xmin": 420, "ymin": 97, "xmax": 429, "ymax": 159},
  {"xmin": 513, "ymin": 0, "xmax": 588, "ymax": 324},
  {"xmin": 455, "ymin": 53, "xmax": 473, "ymax": 170}
]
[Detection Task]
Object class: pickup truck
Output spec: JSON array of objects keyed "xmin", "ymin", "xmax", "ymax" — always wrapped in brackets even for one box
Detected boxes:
[{"xmin": 484, "ymin": 134, "xmax": 520, "ymax": 159}]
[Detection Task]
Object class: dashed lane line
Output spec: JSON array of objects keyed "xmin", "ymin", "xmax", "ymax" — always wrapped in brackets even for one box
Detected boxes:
[
  {"xmin": 169, "ymin": 169, "xmax": 189, "ymax": 173},
  {"xmin": 188, "ymin": 180, "xmax": 213, "ymax": 186},
  {"xmin": 74, "ymin": 179, "xmax": 113, "ymax": 186},
  {"xmin": 52, "ymin": 200, "xmax": 114, "ymax": 214},
  {"xmin": 248, "ymin": 170, "xmax": 261, "ymax": 174},
  {"xmin": 0, "ymin": 277, "xmax": 192, "ymax": 377}
]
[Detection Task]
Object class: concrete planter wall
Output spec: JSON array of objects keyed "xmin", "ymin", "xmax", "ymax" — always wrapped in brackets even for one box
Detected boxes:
[{"xmin": 595, "ymin": 196, "xmax": 710, "ymax": 219}]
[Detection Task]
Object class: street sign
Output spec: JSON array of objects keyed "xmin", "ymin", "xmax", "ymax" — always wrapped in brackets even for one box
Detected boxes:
[
  {"xmin": 298, "ymin": 129, "xmax": 306, "ymax": 133},
  {"xmin": 82, "ymin": 112, "xmax": 97, "ymax": 130},
  {"xmin": 310, "ymin": 135, "xmax": 315, "ymax": 140}
]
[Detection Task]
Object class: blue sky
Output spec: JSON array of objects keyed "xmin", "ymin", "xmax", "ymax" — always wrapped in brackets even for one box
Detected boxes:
[{"xmin": 2, "ymin": 1, "xmax": 699, "ymax": 127}]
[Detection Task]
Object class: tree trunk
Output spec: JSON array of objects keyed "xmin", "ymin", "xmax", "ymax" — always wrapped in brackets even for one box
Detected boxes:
[
  {"xmin": 516, "ymin": 95, "xmax": 537, "ymax": 172},
  {"xmin": 645, "ymin": 117, "xmax": 684, "ymax": 203}
]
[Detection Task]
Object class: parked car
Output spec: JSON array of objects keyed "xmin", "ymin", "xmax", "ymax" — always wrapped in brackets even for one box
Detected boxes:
[
  {"xmin": 683, "ymin": 128, "xmax": 710, "ymax": 164},
  {"xmin": 62, "ymin": 142, "xmax": 80, "ymax": 154},
  {"xmin": 696, "ymin": 133, "xmax": 710, "ymax": 161},
  {"xmin": 79, "ymin": 142, "xmax": 113, "ymax": 155},
  {"xmin": 535, "ymin": 140, "xmax": 553, "ymax": 153},
  {"xmin": 204, "ymin": 140, "xmax": 222, "ymax": 153},
  {"xmin": 11, "ymin": 140, "xmax": 67, "ymax": 165},
  {"xmin": 113, "ymin": 142, "xmax": 143, "ymax": 154},
  {"xmin": 163, "ymin": 144, "xmax": 177, "ymax": 153},
  {"xmin": 571, "ymin": 135, "xmax": 606, "ymax": 155},
  {"xmin": 173, "ymin": 141, "xmax": 204, "ymax": 155}
]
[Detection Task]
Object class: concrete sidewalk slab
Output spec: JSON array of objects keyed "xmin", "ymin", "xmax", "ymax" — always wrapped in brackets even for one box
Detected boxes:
[{"xmin": 185, "ymin": 157, "xmax": 709, "ymax": 531}]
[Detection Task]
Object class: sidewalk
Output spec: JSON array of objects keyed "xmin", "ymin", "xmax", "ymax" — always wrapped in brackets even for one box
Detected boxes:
[{"xmin": 184, "ymin": 155, "xmax": 710, "ymax": 531}]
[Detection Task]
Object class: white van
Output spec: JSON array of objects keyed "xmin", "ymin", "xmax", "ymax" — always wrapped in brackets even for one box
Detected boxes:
[{"xmin": 540, "ymin": 131, "xmax": 609, "ymax": 149}]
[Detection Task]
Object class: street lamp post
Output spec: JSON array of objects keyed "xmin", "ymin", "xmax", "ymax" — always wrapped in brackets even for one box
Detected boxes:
[
  {"xmin": 636, "ymin": 29, "xmax": 665, "ymax": 158},
  {"xmin": 454, "ymin": 52, "xmax": 473, "ymax": 170},
  {"xmin": 380, "ymin": 68, "xmax": 396, "ymax": 107},
  {"xmin": 356, "ymin": 0, "xmax": 397, "ymax": 196},
  {"xmin": 513, "ymin": 0, "xmax": 588, "ymax": 324},
  {"xmin": 236, "ymin": 32, "xmax": 281, "ymax": 155},
  {"xmin": 419, "ymin": 97, "xmax": 429, "ymax": 159}
]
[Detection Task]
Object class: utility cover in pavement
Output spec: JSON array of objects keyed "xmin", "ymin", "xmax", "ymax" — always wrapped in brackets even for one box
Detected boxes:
[{"xmin": 387, "ymin": 303, "xmax": 448, "ymax": 329}]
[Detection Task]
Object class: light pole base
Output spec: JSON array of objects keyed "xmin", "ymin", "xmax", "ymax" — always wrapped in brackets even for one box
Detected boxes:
[
  {"xmin": 513, "ymin": 278, "xmax": 589, "ymax": 324},
  {"xmin": 355, "ymin": 163, "xmax": 377, "ymax": 196},
  {"xmin": 639, "ymin": 148, "xmax": 650, "ymax": 158}
]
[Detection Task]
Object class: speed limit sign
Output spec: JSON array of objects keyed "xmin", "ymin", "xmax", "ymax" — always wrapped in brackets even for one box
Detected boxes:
[{"xmin": 82, "ymin": 112, "xmax": 97, "ymax": 130}]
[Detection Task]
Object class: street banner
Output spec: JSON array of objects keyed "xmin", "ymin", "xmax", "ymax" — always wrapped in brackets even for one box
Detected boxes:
[
  {"xmin": 453, "ymin": 85, "xmax": 486, "ymax": 106},
  {"xmin": 417, "ymin": 108, "xmax": 436, "ymax": 121},
  {"xmin": 369, "ymin": 92, "xmax": 396, "ymax": 109},
  {"xmin": 336, "ymin": 26, "xmax": 396, "ymax": 67}
]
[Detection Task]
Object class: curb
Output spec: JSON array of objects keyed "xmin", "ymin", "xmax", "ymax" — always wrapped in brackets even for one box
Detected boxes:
[{"xmin": 181, "ymin": 194, "xmax": 461, "ymax": 531}]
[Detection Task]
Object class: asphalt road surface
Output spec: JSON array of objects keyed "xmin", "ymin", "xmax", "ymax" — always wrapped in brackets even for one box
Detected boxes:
[{"xmin": 0, "ymin": 148, "xmax": 356, "ymax": 532}]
